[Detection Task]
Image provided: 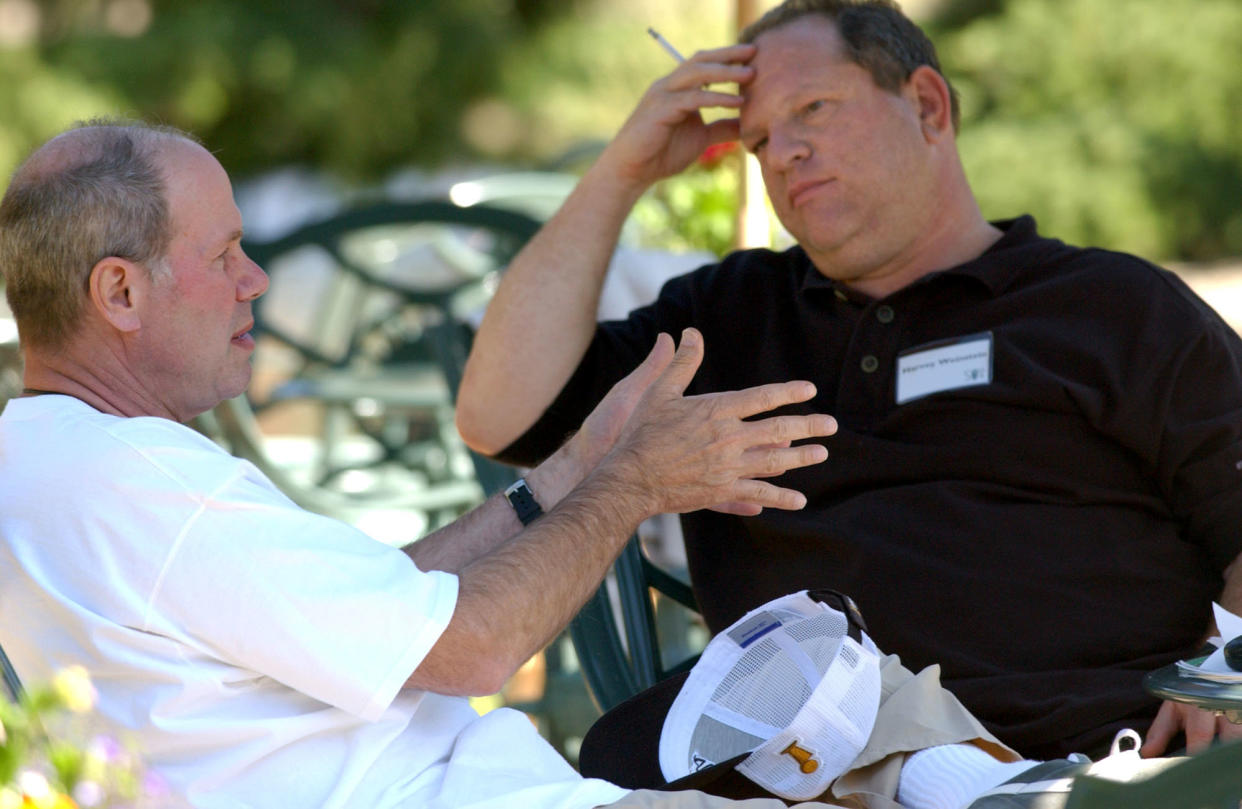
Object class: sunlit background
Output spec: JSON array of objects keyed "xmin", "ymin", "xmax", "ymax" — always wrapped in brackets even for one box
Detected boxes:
[
  {"xmin": 2, "ymin": 0, "xmax": 1242, "ymax": 765},
  {"xmin": 0, "ymin": 0, "xmax": 1240, "ymax": 259}
]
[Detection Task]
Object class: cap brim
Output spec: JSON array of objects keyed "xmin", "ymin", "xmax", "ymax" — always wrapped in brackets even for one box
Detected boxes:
[
  {"xmin": 578, "ymin": 669, "xmax": 784, "ymax": 801},
  {"xmin": 579, "ymin": 670, "xmax": 688, "ymax": 788}
]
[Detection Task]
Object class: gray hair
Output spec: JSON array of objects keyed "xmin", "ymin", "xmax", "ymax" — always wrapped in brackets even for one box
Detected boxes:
[
  {"xmin": 741, "ymin": 0, "xmax": 960, "ymax": 132},
  {"xmin": 0, "ymin": 119, "xmax": 196, "ymax": 349}
]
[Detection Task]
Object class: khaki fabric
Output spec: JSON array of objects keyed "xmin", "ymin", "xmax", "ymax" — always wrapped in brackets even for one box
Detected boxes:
[{"xmin": 600, "ymin": 655, "xmax": 1019, "ymax": 809}]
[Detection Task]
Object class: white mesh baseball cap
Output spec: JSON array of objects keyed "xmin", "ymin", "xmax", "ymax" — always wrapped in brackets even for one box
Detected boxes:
[{"xmin": 658, "ymin": 589, "xmax": 882, "ymax": 802}]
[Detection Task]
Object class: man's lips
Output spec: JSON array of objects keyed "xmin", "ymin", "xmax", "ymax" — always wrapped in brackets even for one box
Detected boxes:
[
  {"xmin": 788, "ymin": 178, "xmax": 833, "ymax": 208},
  {"xmin": 231, "ymin": 322, "xmax": 255, "ymax": 348}
]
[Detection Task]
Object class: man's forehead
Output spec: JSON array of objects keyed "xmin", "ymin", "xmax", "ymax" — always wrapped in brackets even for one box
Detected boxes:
[
  {"xmin": 156, "ymin": 137, "xmax": 220, "ymax": 177},
  {"xmin": 749, "ymin": 15, "xmax": 848, "ymax": 62},
  {"xmin": 160, "ymin": 141, "xmax": 243, "ymax": 245},
  {"xmin": 742, "ymin": 17, "xmax": 852, "ymax": 102}
]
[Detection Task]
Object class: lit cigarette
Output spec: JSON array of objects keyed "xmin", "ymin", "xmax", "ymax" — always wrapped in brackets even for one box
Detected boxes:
[{"xmin": 647, "ymin": 27, "xmax": 686, "ymax": 63}]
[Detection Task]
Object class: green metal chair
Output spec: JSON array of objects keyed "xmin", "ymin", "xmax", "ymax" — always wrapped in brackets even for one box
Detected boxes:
[
  {"xmin": 200, "ymin": 199, "xmax": 543, "ymax": 526},
  {"xmin": 1, "ymin": 640, "xmax": 22, "ymax": 702},
  {"xmin": 1065, "ymin": 738, "xmax": 1242, "ymax": 809},
  {"xmin": 568, "ymin": 537, "xmax": 702, "ymax": 712}
]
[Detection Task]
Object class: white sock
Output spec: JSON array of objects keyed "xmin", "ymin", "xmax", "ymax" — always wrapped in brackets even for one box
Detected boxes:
[{"xmin": 896, "ymin": 743, "xmax": 1041, "ymax": 809}]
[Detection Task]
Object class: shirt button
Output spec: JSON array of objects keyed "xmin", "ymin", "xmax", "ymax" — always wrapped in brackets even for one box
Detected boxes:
[
  {"xmin": 876, "ymin": 305, "xmax": 894, "ymax": 324},
  {"xmin": 860, "ymin": 355, "xmax": 879, "ymax": 373}
]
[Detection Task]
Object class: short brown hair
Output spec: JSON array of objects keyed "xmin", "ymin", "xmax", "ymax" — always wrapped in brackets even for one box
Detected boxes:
[
  {"xmin": 741, "ymin": 0, "xmax": 960, "ymax": 132},
  {"xmin": 0, "ymin": 119, "xmax": 195, "ymax": 349}
]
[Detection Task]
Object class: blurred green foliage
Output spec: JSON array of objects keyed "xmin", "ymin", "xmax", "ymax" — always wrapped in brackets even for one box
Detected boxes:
[
  {"xmin": 0, "ymin": 0, "xmax": 600, "ymax": 180},
  {"xmin": 0, "ymin": 0, "xmax": 730, "ymax": 181},
  {"xmin": 0, "ymin": 0, "xmax": 1238, "ymax": 261},
  {"xmin": 632, "ymin": 146, "xmax": 742, "ymax": 258},
  {"xmin": 936, "ymin": 0, "xmax": 1242, "ymax": 260}
]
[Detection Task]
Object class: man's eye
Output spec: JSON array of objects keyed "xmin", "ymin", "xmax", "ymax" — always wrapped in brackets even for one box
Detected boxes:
[
  {"xmin": 804, "ymin": 100, "xmax": 826, "ymax": 115},
  {"xmin": 749, "ymin": 138, "xmax": 768, "ymax": 155}
]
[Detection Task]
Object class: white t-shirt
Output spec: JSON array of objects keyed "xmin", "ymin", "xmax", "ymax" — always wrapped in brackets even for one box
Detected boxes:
[{"xmin": 0, "ymin": 395, "xmax": 627, "ymax": 809}]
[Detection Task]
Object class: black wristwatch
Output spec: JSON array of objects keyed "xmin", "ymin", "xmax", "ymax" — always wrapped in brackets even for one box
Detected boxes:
[{"xmin": 504, "ymin": 478, "xmax": 545, "ymax": 526}]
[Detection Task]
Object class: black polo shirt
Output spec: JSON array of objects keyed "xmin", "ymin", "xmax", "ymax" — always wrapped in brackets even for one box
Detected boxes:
[{"xmin": 501, "ymin": 216, "xmax": 1242, "ymax": 758}]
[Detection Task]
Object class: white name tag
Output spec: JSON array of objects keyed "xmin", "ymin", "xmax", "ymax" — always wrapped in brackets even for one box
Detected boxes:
[{"xmin": 896, "ymin": 332, "xmax": 993, "ymax": 405}]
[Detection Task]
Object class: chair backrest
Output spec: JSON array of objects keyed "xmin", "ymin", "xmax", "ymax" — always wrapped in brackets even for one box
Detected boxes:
[
  {"xmin": 1065, "ymin": 738, "xmax": 1242, "ymax": 809},
  {"xmin": 1, "ymin": 638, "xmax": 23, "ymax": 702},
  {"xmin": 569, "ymin": 537, "xmax": 701, "ymax": 712},
  {"xmin": 244, "ymin": 199, "xmax": 543, "ymax": 370},
  {"xmin": 196, "ymin": 198, "xmax": 544, "ymax": 523}
]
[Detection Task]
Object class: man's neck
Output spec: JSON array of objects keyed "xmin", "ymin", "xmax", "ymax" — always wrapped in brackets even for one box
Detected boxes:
[
  {"xmin": 835, "ymin": 215, "xmax": 1003, "ymax": 302},
  {"xmin": 21, "ymin": 345, "xmax": 166, "ymax": 420}
]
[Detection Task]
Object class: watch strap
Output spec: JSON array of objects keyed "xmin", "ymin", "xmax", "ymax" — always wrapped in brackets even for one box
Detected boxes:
[{"xmin": 504, "ymin": 478, "xmax": 544, "ymax": 526}]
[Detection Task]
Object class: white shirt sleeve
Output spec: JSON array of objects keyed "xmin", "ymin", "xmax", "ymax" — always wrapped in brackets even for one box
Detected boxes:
[{"xmin": 124, "ymin": 426, "xmax": 458, "ymax": 722}]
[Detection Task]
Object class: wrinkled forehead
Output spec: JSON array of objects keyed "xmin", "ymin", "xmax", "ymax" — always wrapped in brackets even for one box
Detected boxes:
[{"xmin": 740, "ymin": 18, "xmax": 855, "ymax": 120}]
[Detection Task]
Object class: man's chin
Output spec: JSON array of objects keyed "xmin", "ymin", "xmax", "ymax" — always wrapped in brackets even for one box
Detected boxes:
[{"xmin": 212, "ymin": 368, "xmax": 254, "ymax": 410}]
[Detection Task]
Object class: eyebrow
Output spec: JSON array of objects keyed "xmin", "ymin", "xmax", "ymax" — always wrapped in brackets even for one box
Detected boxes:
[{"xmin": 207, "ymin": 229, "xmax": 244, "ymax": 256}]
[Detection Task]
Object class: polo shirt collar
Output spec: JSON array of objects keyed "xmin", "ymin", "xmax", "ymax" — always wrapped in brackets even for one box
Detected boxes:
[
  {"xmin": 800, "ymin": 215, "xmax": 1050, "ymax": 302},
  {"xmin": 938, "ymin": 215, "xmax": 1044, "ymax": 296}
]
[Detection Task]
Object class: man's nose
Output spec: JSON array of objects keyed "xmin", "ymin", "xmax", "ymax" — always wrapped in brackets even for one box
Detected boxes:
[
  {"xmin": 236, "ymin": 251, "xmax": 269, "ymax": 301},
  {"xmin": 765, "ymin": 126, "xmax": 811, "ymax": 171}
]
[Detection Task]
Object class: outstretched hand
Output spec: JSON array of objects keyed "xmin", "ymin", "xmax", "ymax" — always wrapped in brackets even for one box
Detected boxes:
[
  {"xmin": 1141, "ymin": 698, "xmax": 1242, "ymax": 757},
  {"xmin": 599, "ymin": 43, "xmax": 757, "ymax": 192},
  {"xmin": 568, "ymin": 331, "xmax": 680, "ymax": 474},
  {"xmin": 589, "ymin": 328, "xmax": 835, "ymax": 517}
]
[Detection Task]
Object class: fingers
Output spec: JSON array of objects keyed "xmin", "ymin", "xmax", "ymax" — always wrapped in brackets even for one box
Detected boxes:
[
  {"xmin": 1220, "ymin": 714, "xmax": 1242, "ymax": 743},
  {"xmin": 660, "ymin": 85, "xmax": 747, "ymax": 113},
  {"xmin": 720, "ymin": 479, "xmax": 809, "ymax": 512},
  {"xmin": 747, "ymin": 413, "xmax": 838, "ymax": 448},
  {"xmin": 741, "ymin": 441, "xmax": 830, "ymax": 478},
  {"xmin": 1172, "ymin": 707, "xmax": 1242, "ymax": 755},
  {"xmin": 607, "ymin": 45, "xmax": 754, "ymax": 188},
  {"xmin": 743, "ymin": 440, "xmax": 793, "ymax": 479},
  {"xmin": 587, "ymin": 332, "xmax": 675, "ymax": 425},
  {"xmin": 709, "ymin": 502, "xmax": 764, "ymax": 517},
  {"xmin": 571, "ymin": 333, "xmax": 677, "ymax": 473},
  {"xmin": 1140, "ymin": 700, "xmax": 1234, "ymax": 757},
  {"xmin": 646, "ymin": 57, "xmax": 749, "ymax": 114},
  {"xmin": 1139, "ymin": 701, "xmax": 1179, "ymax": 757},
  {"xmin": 611, "ymin": 332, "xmax": 674, "ymax": 400},
  {"xmin": 706, "ymin": 445, "xmax": 827, "ymax": 513},
  {"xmin": 1182, "ymin": 706, "xmax": 1220, "ymax": 754},
  {"xmin": 605, "ymin": 329, "xmax": 836, "ymax": 517},
  {"xmin": 651, "ymin": 328, "xmax": 706, "ymax": 397},
  {"xmin": 699, "ymin": 445, "xmax": 830, "ymax": 515},
  {"xmin": 700, "ymin": 379, "xmax": 822, "ymax": 421},
  {"xmin": 648, "ymin": 46, "xmax": 756, "ymax": 120},
  {"xmin": 703, "ymin": 118, "xmax": 742, "ymax": 146},
  {"xmin": 686, "ymin": 43, "xmax": 757, "ymax": 65},
  {"xmin": 662, "ymin": 44, "xmax": 756, "ymax": 85},
  {"xmin": 650, "ymin": 331, "xmax": 830, "ymax": 426}
]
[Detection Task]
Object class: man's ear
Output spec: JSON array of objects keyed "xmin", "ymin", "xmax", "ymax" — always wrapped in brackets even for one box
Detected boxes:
[
  {"xmin": 88, "ymin": 257, "xmax": 147, "ymax": 333},
  {"xmin": 907, "ymin": 65, "xmax": 953, "ymax": 142}
]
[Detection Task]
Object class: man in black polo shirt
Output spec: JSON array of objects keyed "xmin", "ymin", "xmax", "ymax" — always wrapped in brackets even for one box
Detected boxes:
[{"xmin": 455, "ymin": 0, "xmax": 1242, "ymax": 760}]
